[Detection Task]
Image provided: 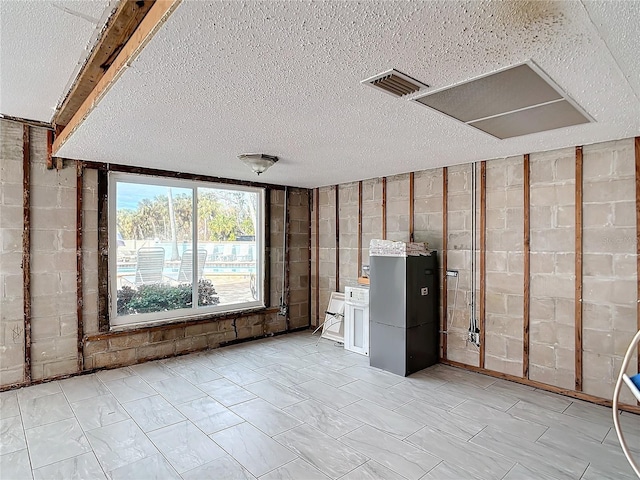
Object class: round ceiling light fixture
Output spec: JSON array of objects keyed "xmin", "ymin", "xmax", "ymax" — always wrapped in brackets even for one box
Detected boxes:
[{"xmin": 238, "ymin": 153, "xmax": 279, "ymax": 175}]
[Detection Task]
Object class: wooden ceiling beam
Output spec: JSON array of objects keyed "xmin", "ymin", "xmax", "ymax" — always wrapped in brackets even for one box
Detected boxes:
[
  {"xmin": 54, "ymin": 0, "xmax": 154, "ymax": 128},
  {"xmin": 52, "ymin": 0, "xmax": 181, "ymax": 155}
]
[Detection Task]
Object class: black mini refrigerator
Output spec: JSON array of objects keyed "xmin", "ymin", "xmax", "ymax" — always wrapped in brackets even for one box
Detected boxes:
[{"xmin": 369, "ymin": 252, "xmax": 439, "ymax": 376}]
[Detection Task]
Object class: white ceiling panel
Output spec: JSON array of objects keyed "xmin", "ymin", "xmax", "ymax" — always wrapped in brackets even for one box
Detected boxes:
[
  {"xmin": 44, "ymin": 1, "xmax": 640, "ymax": 187},
  {"xmin": 0, "ymin": 0, "xmax": 116, "ymax": 122}
]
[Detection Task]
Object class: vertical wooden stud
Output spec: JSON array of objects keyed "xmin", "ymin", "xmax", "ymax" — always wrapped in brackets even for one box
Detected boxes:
[
  {"xmin": 264, "ymin": 188, "xmax": 271, "ymax": 307},
  {"xmin": 523, "ymin": 154, "xmax": 531, "ymax": 379},
  {"xmin": 22, "ymin": 125, "xmax": 32, "ymax": 383},
  {"xmin": 382, "ymin": 177, "xmax": 387, "ymax": 240},
  {"xmin": 315, "ymin": 188, "xmax": 320, "ymax": 326},
  {"xmin": 575, "ymin": 146, "xmax": 584, "ymax": 391},
  {"xmin": 409, "ymin": 172, "xmax": 415, "ymax": 243},
  {"xmin": 442, "ymin": 167, "xmax": 448, "ymax": 360},
  {"xmin": 357, "ymin": 181, "xmax": 363, "ymax": 278},
  {"xmin": 479, "ymin": 161, "xmax": 487, "ymax": 369},
  {"xmin": 335, "ymin": 185, "xmax": 340, "ymax": 292},
  {"xmin": 97, "ymin": 168, "xmax": 110, "ymax": 332},
  {"xmin": 635, "ymin": 137, "xmax": 640, "ymax": 378},
  {"xmin": 76, "ymin": 161, "xmax": 84, "ymax": 371},
  {"xmin": 46, "ymin": 130, "xmax": 54, "ymax": 169},
  {"xmin": 284, "ymin": 188, "xmax": 291, "ymax": 331}
]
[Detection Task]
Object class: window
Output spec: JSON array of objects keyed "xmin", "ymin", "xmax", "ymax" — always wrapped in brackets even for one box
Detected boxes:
[{"xmin": 109, "ymin": 173, "xmax": 264, "ymax": 327}]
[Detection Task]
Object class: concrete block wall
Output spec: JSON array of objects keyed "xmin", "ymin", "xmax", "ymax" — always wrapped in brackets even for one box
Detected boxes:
[
  {"xmin": 317, "ymin": 186, "xmax": 336, "ymax": 327},
  {"xmin": 445, "ymin": 164, "xmax": 478, "ymax": 366},
  {"xmin": 414, "ymin": 168, "xmax": 444, "ymax": 356},
  {"xmin": 270, "ymin": 189, "xmax": 285, "ymax": 314},
  {"xmin": 582, "ymin": 139, "xmax": 637, "ymax": 404},
  {"xmin": 361, "ymin": 178, "xmax": 383, "ymax": 269},
  {"xmin": 0, "ymin": 120, "xmax": 310, "ymax": 387},
  {"xmin": 529, "ymin": 148, "xmax": 576, "ymax": 390},
  {"xmin": 287, "ymin": 188, "xmax": 310, "ymax": 329},
  {"xmin": 338, "ymin": 182, "xmax": 359, "ymax": 292},
  {"xmin": 386, "ymin": 174, "xmax": 410, "ymax": 242},
  {"xmin": 0, "ymin": 120, "xmax": 25, "ymax": 385},
  {"xmin": 484, "ymin": 157, "xmax": 524, "ymax": 377},
  {"xmin": 311, "ymin": 137, "xmax": 638, "ymax": 405},
  {"xmin": 29, "ymin": 128, "xmax": 79, "ymax": 380},
  {"xmin": 82, "ymin": 185, "xmax": 307, "ymax": 369},
  {"xmin": 82, "ymin": 169, "xmax": 99, "ymax": 335}
]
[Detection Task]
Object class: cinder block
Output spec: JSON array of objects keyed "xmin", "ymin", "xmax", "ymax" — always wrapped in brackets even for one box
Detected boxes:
[
  {"xmin": 0, "ymin": 343, "xmax": 25, "ymax": 370},
  {"xmin": 506, "ymin": 160, "xmax": 524, "ymax": 186},
  {"xmin": 613, "ymin": 201, "xmax": 637, "ymax": 228},
  {"xmin": 31, "ymin": 315, "xmax": 61, "ymax": 341},
  {"xmin": 582, "ymin": 228, "xmax": 636, "ymax": 254},
  {"xmin": 530, "ymin": 159, "xmax": 554, "ymax": 184},
  {"xmin": 584, "ymin": 178, "xmax": 635, "ymax": 203},
  {"xmin": 529, "ymin": 364, "xmax": 574, "ymax": 390},
  {"xmin": 93, "ymin": 348, "xmax": 137, "ymax": 368},
  {"xmin": 505, "ymin": 337, "xmax": 524, "ymax": 361},
  {"xmin": 583, "ymin": 203, "xmax": 612, "ymax": 228},
  {"xmin": 43, "ymin": 358, "xmax": 77, "ymax": 378},
  {"xmin": 486, "ymin": 272, "xmax": 523, "ymax": 295},
  {"xmin": 485, "ymin": 333, "xmax": 507, "ymax": 358},
  {"xmin": 582, "ymin": 302, "xmax": 611, "ymax": 330},
  {"xmin": 485, "ymin": 356, "xmax": 522, "ymax": 377},
  {"xmin": 137, "ymin": 341, "xmax": 175, "ymax": 361},
  {"xmin": 506, "ymin": 295, "xmax": 524, "ymax": 317},
  {"xmin": 175, "ymin": 335, "xmax": 208, "ymax": 354},
  {"xmin": 151, "ymin": 327, "xmax": 189, "ymax": 346},
  {"xmin": 612, "ymin": 254, "xmax": 636, "ymax": 277},
  {"xmin": 0, "ymin": 368, "xmax": 23, "ymax": 385},
  {"xmin": 31, "ymin": 336, "xmax": 77, "ymax": 362},
  {"xmin": 554, "ymin": 157, "xmax": 575, "ymax": 182},
  {"xmin": 582, "ymin": 253, "xmax": 613, "ymax": 277},
  {"xmin": 0, "ymin": 205, "xmax": 22, "ymax": 230},
  {"xmin": 529, "ymin": 342, "xmax": 556, "ymax": 368},
  {"xmin": 83, "ymin": 339, "xmax": 108, "ymax": 356},
  {"xmin": 582, "ymin": 328, "xmax": 613, "ymax": 353}
]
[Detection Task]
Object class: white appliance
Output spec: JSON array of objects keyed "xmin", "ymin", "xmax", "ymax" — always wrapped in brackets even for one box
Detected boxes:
[{"xmin": 344, "ymin": 286, "xmax": 370, "ymax": 356}]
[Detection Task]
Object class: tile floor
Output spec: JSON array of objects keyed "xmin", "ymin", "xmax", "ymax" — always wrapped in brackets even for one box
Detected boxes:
[{"xmin": 1, "ymin": 331, "xmax": 638, "ymax": 479}]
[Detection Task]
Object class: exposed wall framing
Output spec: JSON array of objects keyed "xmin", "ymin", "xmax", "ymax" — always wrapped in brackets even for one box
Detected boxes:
[
  {"xmin": 264, "ymin": 188, "xmax": 271, "ymax": 307},
  {"xmin": 479, "ymin": 161, "xmax": 486, "ymax": 369},
  {"xmin": 636, "ymin": 137, "xmax": 640, "ymax": 380},
  {"xmin": 523, "ymin": 153, "xmax": 531, "ymax": 379},
  {"xmin": 96, "ymin": 168, "xmax": 110, "ymax": 332},
  {"xmin": 22, "ymin": 125, "xmax": 32, "ymax": 383},
  {"xmin": 284, "ymin": 187, "xmax": 291, "ymax": 331},
  {"xmin": 76, "ymin": 161, "xmax": 84, "ymax": 372},
  {"xmin": 54, "ymin": 0, "xmax": 155, "ymax": 127},
  {"xmin": 357, "ymin": 181, "xmax": 363, "ymax": 277},
  {"xmin": 442, "ymin": 167, "xmax": 448, "ymax": 360},
  {"xmin": 80, "ymin": 160, "xmax": 287, "ymax": 191},
  {"xmin": 409, "ymin": 172, "xmax": 415, "ymax": 242},
  {"xmin": 575, "ymin": 146, "xmax": 583, "ymax": 391},
  {"xmin": 314, "ymin": 188, "xmax": 320, "ymax": 326},
  {"xmin": 382, "ymin": 177, "xmax": 387, "ymax": 240},
  {"xmin": 335, "ymin": 185, "xmax": 340, "ymax": 292},
  {"xmin": 53, "ymin": 0, "xmax": 182, "ymax": 154},
  {"xmin": 441, "ymin": 359, "xmax": 640, "ymax": 415}
]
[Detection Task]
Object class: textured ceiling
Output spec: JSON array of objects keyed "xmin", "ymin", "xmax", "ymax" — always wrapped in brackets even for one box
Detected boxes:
[
  {"xmin": 29, "ymin": 1, "xmax": 640, "ymax": 187},
  {"xmin": 0, "ymin": 0, "xmax": 116, "ymax": 123}
]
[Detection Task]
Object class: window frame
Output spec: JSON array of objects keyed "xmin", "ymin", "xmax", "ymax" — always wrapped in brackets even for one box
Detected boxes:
[{"xmin": 108, "ymin": 172, "xmax": 266, "ymax": 328}]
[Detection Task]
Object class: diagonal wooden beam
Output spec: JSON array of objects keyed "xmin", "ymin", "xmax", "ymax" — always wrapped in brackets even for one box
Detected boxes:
[
  {"xmin": 54, "ymin": 0, "xmax": 155, "ymax": 127},
  {"xmin": 53, "ymin": 0, "xmax": 182, "ymax": 155}
]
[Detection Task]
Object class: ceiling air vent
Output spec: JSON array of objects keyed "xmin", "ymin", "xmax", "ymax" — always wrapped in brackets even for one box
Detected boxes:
[
  {"xmin": 412, "ymin": 62, "xmax": 593, "ymax": 139},
  {"xmin": 362, "ymin": 69, "xmax": 428, "ymax": 98}
]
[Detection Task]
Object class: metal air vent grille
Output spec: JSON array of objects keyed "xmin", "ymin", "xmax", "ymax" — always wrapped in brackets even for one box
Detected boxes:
[{"xmin": 362, "ymin": 69, "xmax": 428, "ymax": 98}]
